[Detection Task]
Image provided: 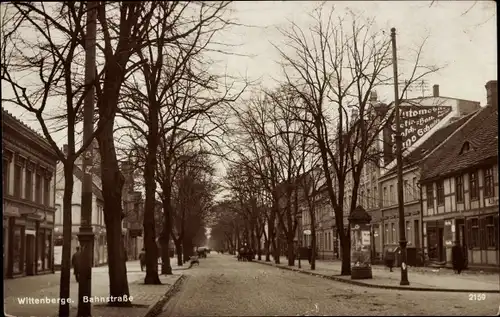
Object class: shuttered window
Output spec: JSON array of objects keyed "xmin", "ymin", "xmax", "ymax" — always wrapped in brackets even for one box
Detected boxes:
[{"xmin": 485, "ymin": 215, "xmax": 497, "ymax": 249}]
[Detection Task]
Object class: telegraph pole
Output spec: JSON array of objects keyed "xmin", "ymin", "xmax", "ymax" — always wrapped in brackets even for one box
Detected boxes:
[
  {"xmin": 390, "ymin": 27, "xmax": 410, "ymax": 286},
  {"xmin": 78, "ymin": 2, "xmax": 97, "ymax": 316}
]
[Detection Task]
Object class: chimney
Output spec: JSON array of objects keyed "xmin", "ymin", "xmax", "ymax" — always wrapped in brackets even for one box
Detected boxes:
[
  {"xmin": 370, "ymin": 91, "xmax": 378, "ymax": 102},
  {"xmin": 485, "ymin": 80, "xmax": 497, "ymax": 109},
  {"xmin": 433, "ymin": 84, "xmax": 439, "ymax": 97}
]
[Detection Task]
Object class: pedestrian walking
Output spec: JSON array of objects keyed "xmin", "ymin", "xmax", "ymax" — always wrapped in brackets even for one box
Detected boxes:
[
  {"xmin": 451, "ymin": 241, "xmax": 465, "ymax": 274},
  {"xmin": 139, "ymin": 248, "xmax": 146, "ymax": 271},
  {"xmin": 71, "ymin": 246, "xmax": 81, "ymax": 283}
]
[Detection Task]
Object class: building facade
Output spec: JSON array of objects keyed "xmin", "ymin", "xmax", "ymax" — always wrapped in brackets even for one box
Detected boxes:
[
  {"xmin": 3, "ymin": 109, "xmax": 58, "ymax": 278},
  {"xmin": 53, "ymin": 143, "xmax": 107, "ymax": 267},
  {"xmin": 420, "ymin": 81, "xmax": 498, "ymax": 269}
]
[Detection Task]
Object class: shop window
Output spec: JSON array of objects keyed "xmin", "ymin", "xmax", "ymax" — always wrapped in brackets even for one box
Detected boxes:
[
  {"xmin": 12, "ymin": 226, "xmax": 23, "ymax": 274},
  {"xmin": 469, "ymin": 171, "xmax": 478, "ymax": 200},
  {"xmin": 390, "ymin": 223, "xmax": 395, "ymax": 243},
  {"xmin": 455, "ymin": 175, "xmax": 464, "ymax": 203},
  {"xmin": 426, "ymin": 184, "xmax": 434, "ymax": 208},
  {"xmin": 484, "ymin": 167, "xmax": 494, "ymax": 198},
  {"xmin": 406, "ymin": 221, "xmax": 411, "ymax": 245},
  {"xmin": 38, "ymin": 229, "xmax": 45, "ymax": 271},
  {"xmin": 384, "ymin": 223, "xmax": 388, "ymax": 244},
  {"xmin": 45, "ymin": 231, "xmax": 52, "ymax": 270},
  {"xmin": 470, "ymin": 218, "xmax": 480, "ymax": 248},
  {"xmin": 436, "ymin": 180, "xmax": 444, "ymax": 205}
]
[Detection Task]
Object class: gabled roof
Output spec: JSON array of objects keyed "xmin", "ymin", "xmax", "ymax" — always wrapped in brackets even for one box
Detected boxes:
[
  {"xmin": 383, "ymin": 112, "xmax": 476, "ymax": 177},
  {"xmin": 420, "ymin": 105, "xmax": 498, "ymax": 182}
]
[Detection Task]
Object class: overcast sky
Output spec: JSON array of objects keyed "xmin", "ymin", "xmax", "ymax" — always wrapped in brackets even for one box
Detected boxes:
[{"xmin": 2, "ymin": 1, "xmax": 497, "ymax": 178}]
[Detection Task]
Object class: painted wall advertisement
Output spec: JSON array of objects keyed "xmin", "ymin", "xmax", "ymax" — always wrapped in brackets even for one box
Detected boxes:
[{"xmin": 383, "ymin": 105, "xmax": 452, "ymax": 163}]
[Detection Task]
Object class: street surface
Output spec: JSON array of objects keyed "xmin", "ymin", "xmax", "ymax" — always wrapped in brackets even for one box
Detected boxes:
[{"xmin": 161, "ymin": 253, "xmax": 499, "ymax": 316}]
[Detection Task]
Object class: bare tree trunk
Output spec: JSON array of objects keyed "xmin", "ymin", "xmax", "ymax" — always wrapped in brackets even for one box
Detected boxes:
[
  {"xmin": 160, "ymin": 198, "xmax": 173, "ymax": 274},
  {"xmin": 143, "ymin": 143, "xmax": 161, "ymax": 284},
  {"xmin": 58, "ymin": 165, "xmax": 74, "ymax": 316},
  {"xmin": 97, "ymin": 120, "xmax": 131, "ymax": 305},
  {"xmin": 340, "ymin": 227, "xmax": 351, "ymax": 275},
  {"xmin": 311, "ymin": 227, "xmax": 316, "ymax": 270}
]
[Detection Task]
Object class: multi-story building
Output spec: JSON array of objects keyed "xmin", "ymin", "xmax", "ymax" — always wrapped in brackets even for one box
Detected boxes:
[
  {"xmin": 3, "ymin": 109, "xmax": 58, "ymax": 278},
  {"xmin": 419, "ymin": 81, "xmax": 498, "ymax": 269},
  {"xmin": 53, "ymin": 142, "xmax": 107, "ymax": 267},
  {"xmin": 365, "ymin": 85, "xmax": 480, "ymax": 261}
]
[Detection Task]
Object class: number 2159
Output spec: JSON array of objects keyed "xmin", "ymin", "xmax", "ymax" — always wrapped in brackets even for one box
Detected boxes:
[{"xmin": 469, "ymin": 293, "xmax": 486, "ymax": 301}]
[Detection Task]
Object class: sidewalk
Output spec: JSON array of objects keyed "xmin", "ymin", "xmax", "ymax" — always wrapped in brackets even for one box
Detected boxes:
[
  {"xmin": 4, "ymin": 259, "xmax": 188, "ymax": 317},
  {"xmin": 254, "ymin": 256, "xmax": 500, "ymax": 293}
]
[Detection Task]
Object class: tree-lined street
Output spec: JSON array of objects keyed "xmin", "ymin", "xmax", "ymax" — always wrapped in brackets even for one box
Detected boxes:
[{"xmin": 160, "ymin": 254, "xmax": 499, "ymax": 317}]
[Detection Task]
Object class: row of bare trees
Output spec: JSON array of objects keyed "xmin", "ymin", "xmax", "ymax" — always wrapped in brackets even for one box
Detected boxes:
[
  {"xmin": 211, "ymin": 4, "xmax": 439, "ymax": 275},
  {"xmin": 2, "ymin": 1, "xmax": 238, "ymax": 315}
]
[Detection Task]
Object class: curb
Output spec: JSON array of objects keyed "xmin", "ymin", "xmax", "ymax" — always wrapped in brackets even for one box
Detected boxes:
[
  {"xmin": 143, "ymin": 275, "xmax": 187, "ymax": 317},
  {"xmin": 253, "ymin": 260, "xmax": 500, "ymax": 294}
]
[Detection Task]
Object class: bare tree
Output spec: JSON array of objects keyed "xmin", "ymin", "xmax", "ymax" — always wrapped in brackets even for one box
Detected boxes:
[
  {"xmin": 1, "ymin": 2, "xmax": 109, "ymax": 314},
  {"xmin": 275, "ymin": 4, "xmax": 440, "ymax": 275}
]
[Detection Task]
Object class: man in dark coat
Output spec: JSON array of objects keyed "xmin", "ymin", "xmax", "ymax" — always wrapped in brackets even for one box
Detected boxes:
[
  {"xmin": 71, "ymin": 247, "xmax": 81, "ymax": 283},
  {"xmin": 307, "ymin": 245, "xmax": 312, "ymax": 264},
  {"xmin": 139, "ymin": 248, "xmax": 146, "ymax": 271},
  {"xmin": 451, "ymin": 241, "xmax": 465, "ymax": 274}
]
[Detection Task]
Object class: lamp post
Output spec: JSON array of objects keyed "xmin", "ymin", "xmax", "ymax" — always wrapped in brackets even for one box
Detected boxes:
[{"xmin": 391, "ymin": 27, "xmax": 410, "ymax": 286}]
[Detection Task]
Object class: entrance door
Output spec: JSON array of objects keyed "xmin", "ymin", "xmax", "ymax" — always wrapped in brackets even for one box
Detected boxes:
[
  {"xmin": 455, "ymin": 219, "xmax": 468, "ymax": 268},
  {"xmin": 25, "ymin": 234, "xmax": 35, "ymax": 276},
  {"xmin": 437, "ymin": 228, "xmax": 445, "ymax": 262}
]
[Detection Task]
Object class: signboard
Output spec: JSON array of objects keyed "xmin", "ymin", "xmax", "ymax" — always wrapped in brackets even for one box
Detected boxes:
[
  {"xmin": 350, "ymin": 223, "xmax": 371, "ymax": 268},
  {"xmin": 383, "ymin": 105, "xmax": 452, "ymax": 164},
  {"xmin": 303, "ymin": 229, "xmax": 311, "ymax": 235},
  {"xmin": 54, "ymin": 246, "xmax": 62, "ymax": 266}
]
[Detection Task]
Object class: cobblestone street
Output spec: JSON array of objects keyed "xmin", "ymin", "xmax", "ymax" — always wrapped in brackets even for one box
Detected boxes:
[{"xmin": 160, "ymin": 254, "xmax": 499, "ymax": 316}]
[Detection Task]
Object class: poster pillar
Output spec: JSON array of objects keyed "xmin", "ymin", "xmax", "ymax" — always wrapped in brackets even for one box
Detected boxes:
[{"xmin": 349, "ymin": 206, "xmax": 373, "ymax": 280}]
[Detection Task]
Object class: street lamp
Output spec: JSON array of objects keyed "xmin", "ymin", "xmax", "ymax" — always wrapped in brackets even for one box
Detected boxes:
[{"xmin": 391, "ymin": 27, "xmax": 410, "ymax": 286}]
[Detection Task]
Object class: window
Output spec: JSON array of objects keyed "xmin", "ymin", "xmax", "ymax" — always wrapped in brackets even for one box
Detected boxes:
[
  {"xmin": 406, "ymin": 221, "xmax": 411, "ymax": 245},
  {"xmin": 35, "ymin": 173, "xmax": 42, "ymax": 204},
  {"xmin": 456, "ymin": 175, "xmax": 464, "ymax": 203},
  {"xmin": 460, "ymin": 141, "xmax": 471, "ymax": 154},
  {"xmin": 373, "ymin": 186, "xmax": 377, "ymax": 207},
  {"xmin": 471, "ymin": 218, "xmax": 480, "ymax": 248},
  {"xmin": 413, "ymin": 177, "xmax": 418, "ymax": 200},
  {"xmin": 384, "ymin": 223, "xmax": 389, "ymax": 244},
  {"xmin": 360, "ymin": 191, "xmax": 364, "ymax": 207},
  {"xmin": 391, "ymin": 223, "xmax": 396, "ymax": 243},
  {"xmin": 367, "ymin": 189, "xmax": 371, "ymax": 208},
  {"xmin": 389, "ymin": 185, "xmax": 394, "ymax": 205},
  {"xmin": 404, "ymin": 180, "xmax": 409, "ymax": 202},
  {"xmin": 14, "ymin": 164, "xmax": 22, "ymax": 198},
  {"xmin": 470, "ymin": 171, "xmax": 479, "ymax": 200},
  {"xmin": 484, "ymin": 167, "xmax": 494, "ymax": 198},
  {"xmin": 3, "ymin": 159, "xmax": 9, "ymax": 195},
  {"xmin": 44, "ymin": 177, "xmax": 51, "ymax": 206},
  {"xmin": 383, "ymin": 187, "xmax": 387, "ymax": 206},
  {"xmin": 25, "ymin": 169, "xmax": 33, "ymax": 200},
  {"xmin": 436, "ymin": 180, "xmax": 444, "ymax": 205},
  {"xmin": 426, "ymin": 184, "xmax": 434, "ymax": 208}
]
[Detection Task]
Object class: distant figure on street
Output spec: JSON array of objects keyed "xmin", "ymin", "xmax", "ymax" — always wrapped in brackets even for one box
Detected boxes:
[
  {"xmin": 139, "ymin": 248, "xmax": 146, "ymax": 271},
  {"xmin": 451, "ymin": 241, "xmax": 465, "ymax": 274},
  {"xmin": 71, "ymin": 247, "xmax": 81, "ymax": 283},
  {"xmin": 307, "ymin": 245, "xmax": 312, "ymax": 264}
]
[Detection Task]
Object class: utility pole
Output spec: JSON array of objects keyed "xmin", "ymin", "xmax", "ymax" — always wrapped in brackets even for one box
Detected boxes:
[
  {"xmin": 78, "ymin": 2, "xmax": 97, "ymax": 316},
  {"xmin": 390, "ymin": 27, "xmax": 410, "ymax": 286}
]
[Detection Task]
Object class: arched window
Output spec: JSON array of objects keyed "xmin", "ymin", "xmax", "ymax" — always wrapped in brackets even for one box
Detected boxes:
[{"xmin": 460, "ymin": 141, "xmax": 471, "ymax": 154}]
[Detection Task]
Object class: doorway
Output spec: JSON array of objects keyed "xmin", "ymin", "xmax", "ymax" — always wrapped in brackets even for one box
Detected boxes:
[
  {"xmin": 455, "ymin": 218, "xmax": 468, "ymax": 267},
  {"xmin": 25, "ymin": 233, "xmax": 35, "ymax": 276}
]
